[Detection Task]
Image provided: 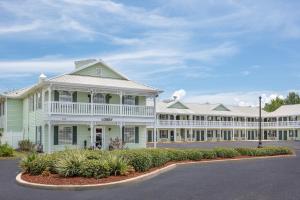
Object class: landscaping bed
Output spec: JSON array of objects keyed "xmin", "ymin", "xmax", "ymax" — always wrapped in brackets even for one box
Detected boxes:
[{"xmin": 19, "ymin": 147, "xmax": 293, "ymax": 186}]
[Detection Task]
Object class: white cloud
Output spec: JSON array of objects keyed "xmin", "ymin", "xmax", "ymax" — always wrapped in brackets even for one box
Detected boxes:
[{"xmin": 172, "ymin": 89, "xmax": 186, "ymax": 100}]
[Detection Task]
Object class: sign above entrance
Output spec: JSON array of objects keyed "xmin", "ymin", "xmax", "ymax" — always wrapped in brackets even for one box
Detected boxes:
[{"xmin": 101, "ymin": 118, "xmax": 113, "ymax": 122}]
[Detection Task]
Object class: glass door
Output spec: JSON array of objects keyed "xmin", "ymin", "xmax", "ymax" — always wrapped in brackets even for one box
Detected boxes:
[{"xmin": 95, "ymin": 127, "xmax": 103, "ymax": 149}]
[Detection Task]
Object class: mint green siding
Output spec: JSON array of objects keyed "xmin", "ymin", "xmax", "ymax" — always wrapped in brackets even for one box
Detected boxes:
[
  {"xmin": 7, "ymin": 99, "xmax": 23, "ymax": 132},
  {"xmin": 72, "ymin": 63, "xmax": 125, "ymax": 80}
]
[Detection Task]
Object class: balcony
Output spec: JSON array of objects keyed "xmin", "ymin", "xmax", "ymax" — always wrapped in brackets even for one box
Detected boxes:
[
  {"xmin": 44, "ymin": 102, "xmax": 155, "ymax": 118},
  {"xmin": 156, "ymin": 120, "xmax": 300, "ymax": 129},
  {"xmin": 0, "ymin": 116, "xmax": 4, "ymax": 128}
]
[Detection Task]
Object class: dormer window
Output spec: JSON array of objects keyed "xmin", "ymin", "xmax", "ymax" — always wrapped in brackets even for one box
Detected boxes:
[{"xmin": 96, "ymin": 68, "xmax": 102, "ymax": 77}]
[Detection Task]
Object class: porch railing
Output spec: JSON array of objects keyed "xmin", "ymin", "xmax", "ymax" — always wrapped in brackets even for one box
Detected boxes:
[
  {"xmin": 44, "ymin": 102, "xmax": 155, "ymax": 117},
  {"xmin": 156, "ymin": 120, "xmax": 300, "ymax": 128}
]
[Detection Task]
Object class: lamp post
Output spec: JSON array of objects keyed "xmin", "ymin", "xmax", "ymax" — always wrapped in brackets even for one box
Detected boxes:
[{"xmin": 258, "ymin": 96, "xmax": 263, "ymax": 148}]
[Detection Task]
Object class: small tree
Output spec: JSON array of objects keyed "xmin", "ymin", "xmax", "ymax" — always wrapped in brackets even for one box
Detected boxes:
[
  {"xmin": 264, "ymin": 97, "xmax": 284, "ymax": 112},
  {"xmin": 284, "ymin": 92, "xmax": 300, "ymax": 105}
]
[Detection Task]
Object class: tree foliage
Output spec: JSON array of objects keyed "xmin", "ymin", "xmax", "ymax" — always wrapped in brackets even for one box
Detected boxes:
[{"xmin": 264, "ymin": 92, "xmax": 300, "ymax": 112}]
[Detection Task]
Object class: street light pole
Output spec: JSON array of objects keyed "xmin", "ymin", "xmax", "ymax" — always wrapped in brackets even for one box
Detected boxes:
[{"xmin": 258, "ymin": 96, "xmax": 263, "ymax": 148}]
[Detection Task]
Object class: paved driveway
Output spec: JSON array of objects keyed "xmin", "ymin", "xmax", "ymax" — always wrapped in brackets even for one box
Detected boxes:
[{"xmin": 1, "ymin": 141, "xmax": 300, "ymax": 200}]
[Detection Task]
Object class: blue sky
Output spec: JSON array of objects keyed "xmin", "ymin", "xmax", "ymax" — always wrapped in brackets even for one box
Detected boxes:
[{"xmin": 0, "ymin": 0, "xmax": 300, "ymax": 106}]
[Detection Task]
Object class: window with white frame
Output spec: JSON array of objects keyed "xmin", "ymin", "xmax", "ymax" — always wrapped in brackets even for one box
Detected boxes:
[
  {"xmin": 124, "ymin": 127, "xmax": 135, "ymax": 143},
  {"xmin": 35, "ymin": 126, "xmax": 42, "ymax": 144},
  {"xmin": 29, "ymin": 95, "xmax": 34, "ymax": 112},
  {"xmin": 93, "ymin": 93, "xmax": 105, "ymax": 104},
  {"xmin": 124, "ymin": 95, "xmax": 135, "ymax": 105},
  {"xmin": 59, "ymin": 91, "xmax": 72, "ymax": 102},
  {"xmin": 159, "ymin": 130, "xmax": 168, "ymax": 138},
  {"xmin": 58, "ymin": 126, "xmax": 73, "ymax": 145},
  {"xmin": 36, "ymin": 91, "xmax": 42, "ymax": 109}
]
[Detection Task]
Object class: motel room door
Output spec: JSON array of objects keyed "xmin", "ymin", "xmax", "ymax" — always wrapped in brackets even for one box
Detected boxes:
[{"xmin": 170, "ymin": 131, "xmax": 175, "ymax": 142}]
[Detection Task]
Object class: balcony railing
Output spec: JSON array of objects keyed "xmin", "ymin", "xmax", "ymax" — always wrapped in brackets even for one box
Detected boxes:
[
  {"xmin": 44, "ymin": 102, "xmax": 155, "ymax": 117},
  {"xmin": 156, "ymin": 120, "xmax": 300, "ymax": 128},
  {"xmin": 0, "ymin": 116, "xmax": 4, "ymax": 128}
]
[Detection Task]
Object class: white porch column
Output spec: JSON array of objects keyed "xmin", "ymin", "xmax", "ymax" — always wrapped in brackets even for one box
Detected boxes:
[
  {"xmin": 48, "ymin": 86, "xmax": 51, "ymax": 114},
  {"xmin": 232, "ymin": 117, "xmax": 235, "ymax": 141},
  {"xmin": 153, "ymin": 95, "xmax": 157, "ymax": 148},
  {"xmin": 190, "ymin": 128, "xmax": 193, "ymax": 141},
  {"xmin": 119, "ymin": 91, "xmax": 123, "ymax": 115},
  {"xmin": 90, "ymin": 122, "xmax": 94, "ymax": 148},
  {"xmin": 90, "ymin": 91, "xmax": 94, "ymax": 116},
  {"xmin": 119, "ymin": 123, "xmax": 123, "ymax": 144},
  {"xmin": 174, "ymin": 128, "xmax": 177, "ymax": 142},
  {"xmin": 48, "ymin": 122, "xmax": 51, "ymax": 153},
  {"xmin": 184, "ymin": 129, "xmax": 187, "ymax": 142}
]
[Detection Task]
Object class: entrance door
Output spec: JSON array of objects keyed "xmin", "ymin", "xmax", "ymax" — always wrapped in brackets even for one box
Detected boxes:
[
  {"xmin": 264, "ymin": 131, "xmax": 268, "ymax": 140},
  {"xmin": 170, "ymin": 131, "xmax": 175, "ymax": 142},
  {"xmin": 279, "ymin": 131, "xmax": 283, "ymax": 140},
  {"xmin": 196, "ymin": 130, "xmax": 200, "ymax": 141},
  {"xmin": 283, "ymin": 131, "xmax": 288, "ymax": 140},
  {"xmin": 201, "ymin": 131, "xmax": 205, "ymax": 141},
  {"xmin": 147, "ymin": 130, "xmax": 153, "ymax": 142},
  {"xmin": 95, "ymin": 127, "xmax": 103, "ymax": 149}
]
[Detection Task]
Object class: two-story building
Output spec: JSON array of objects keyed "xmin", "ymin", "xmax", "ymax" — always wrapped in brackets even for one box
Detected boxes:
[
  {"xmin": 0, "ymin": 59, "xmax": 160, "ymax": 152},
  {"xmin": 147, "ymin": 100, "xmax": 300, "ymax": 143}
]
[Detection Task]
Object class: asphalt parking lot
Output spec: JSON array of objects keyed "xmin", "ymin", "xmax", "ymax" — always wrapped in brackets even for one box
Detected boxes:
[{"xmin": 1, "ymin": 141, "xmax": 299, "ymax": 200}]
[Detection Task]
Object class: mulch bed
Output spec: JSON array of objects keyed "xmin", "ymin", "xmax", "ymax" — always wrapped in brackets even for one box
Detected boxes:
[{"xmin": 20, "ymin": 155, "xmax": 283, "ymax": 185}]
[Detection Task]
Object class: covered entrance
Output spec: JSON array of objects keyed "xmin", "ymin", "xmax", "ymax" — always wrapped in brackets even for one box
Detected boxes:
[{"xmin": 94, "ymin": 126, "xmax": 104, "ymax": 149}]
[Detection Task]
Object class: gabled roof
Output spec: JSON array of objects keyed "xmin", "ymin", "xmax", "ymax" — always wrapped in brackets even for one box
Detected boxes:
[
  {"xmin": 265, "ymin": 104, "xmax": 300, "ymax": 117},
  {"xmin": 69, "ymin": 59, "xmax": 129, "ymax": 80},
  {"xmin": 213, "ymin": 104, "xmax": 231, "ymax": 111},
  {"xmin": 48, "ymin": 74, "xmax": 159, "ymax": 93},
  {"xmin": 167, "ymin": 101, "xmax": 189, "ymax": 109}
]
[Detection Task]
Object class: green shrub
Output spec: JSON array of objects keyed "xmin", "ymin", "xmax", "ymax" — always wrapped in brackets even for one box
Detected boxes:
[
  {"xmin": 84, "ymin": 150, "xmax": 105, "ymax": 160},
  {"xmin": 214, "ymin": 148, "xmax": 240, "ymax": 158},
  {"xmin": 0, "ymin": 144, "xmax": 14, "ymax": 157},
  {"xmin": 20, "ymin": 153, "xmax": 38, "ymax": 173},
  {"xmin": 201, "ymin": 150, "xmax": 217, "ymax": 159},
  {"xmin": 148, "ymin": 149, "xmax": 170, "ymax": 167},
  {"xmin": 55, "ymin": 150, "xmax": 86, "ymax": 177},
  {"xmin": 166, "ymin": 149, "xmax": 188, "ymax": 161},
  {"xmin": 18, "ymin": 140, "xmax": 35, "ymax": 152},
  {"xmin": 185, "ymin": 149, "xmax": 203, "ymax": 161},
  {"xmin": 80, "ymin": 159, "xmax": 111, "ymax": 179},
  {"xmin": 235, "ymin": 147, "xmax": 293, "ymax": 157},
  {"xmin": 120, "ymin": 150, "xmax": 152, "ymax": 172},
  {"xmin": 20, "ymin": 154, "xmax": 55, "ymax": 175},
  {"xmin": 106, "ymin": 154, "xmax": 129, "ymax": 176}
]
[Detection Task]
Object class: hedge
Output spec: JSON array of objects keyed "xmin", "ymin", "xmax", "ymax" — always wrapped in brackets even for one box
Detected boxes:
[
  {"xmin": 0, "ymin": 144, "xmax": 14, "ymax": 157},
  {"xmin": 20, "ymin": 147, "xmax": 293, "ymax": 178}
]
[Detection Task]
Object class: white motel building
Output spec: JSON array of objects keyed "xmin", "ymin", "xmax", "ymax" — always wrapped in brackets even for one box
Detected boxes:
[{"xmin": 0, "ymin": 59, "xmax": 299, "ymax": 152}]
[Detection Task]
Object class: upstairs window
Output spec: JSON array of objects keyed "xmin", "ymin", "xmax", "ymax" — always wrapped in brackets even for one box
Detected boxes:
[
  {"xmin": 59, "ymin": 91, "xmax": 72, "ymax": 102},
  {"xmin": 29, "ymin": 95, "xmax": 35, "ymax": 112},
  {"xmin": 93, "ymin": 93, "xmax": 105, "ymax": 104},
  {"xmin": 123, "ymin": 95, "xmax": 135, "ymax": 105},
  {"xmin": 36, "ymin": 91, "xmax": 42, "ymax": 110}
]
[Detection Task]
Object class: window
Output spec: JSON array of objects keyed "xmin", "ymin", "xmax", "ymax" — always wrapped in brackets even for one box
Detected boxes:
[
  {"xmin": 160, "ymin": 114, "xmax": 168, "ymax": 120},
  {"xmin": 58, "ymin": 126, "xmax": 73, "ymax": 145},
  {"xmin": 96, "ymin": 68, "xmax": 102, "ymax": 76},
  {"xmin": 159, "ymin": 130, "xmax": 168, "ymax": 138},
  {"xmin": 29, "ymin": 95, "xmax": 34, "ymax": 112},
  {"xmin": 93, "ymin": 93, "xmax": 105, "ymax": 104},
  {"xmin": 124, "ymin": 127, "xmax": 135, "ymax": 143},
  {"xmin": 59, "ymin": 91, "xmax": 72, "ymax": 102},
  {"xmin": 35, "ymin": 126, "xmax": 42, "ymax": 144},
  {"xmin": 123, "ymin": 95, "xmax": 135, "ymax": 105},
  {"xmin": 0, "ymin": 102, "xmax": 3, "ymax": 116},
  {"xmin": 36, "ymin": 91, "xmax": 42, "ymax": 109}
]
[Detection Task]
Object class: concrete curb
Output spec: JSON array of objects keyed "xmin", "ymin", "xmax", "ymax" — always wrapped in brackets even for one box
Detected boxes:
[{"xmin": 16, "ymin": 154, "xmax": 296, "ymax": 190}]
